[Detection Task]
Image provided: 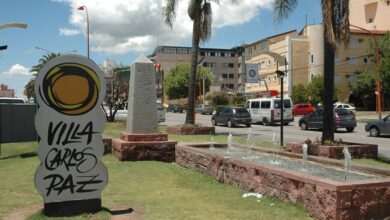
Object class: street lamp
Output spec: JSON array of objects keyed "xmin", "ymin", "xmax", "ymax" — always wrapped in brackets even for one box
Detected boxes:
[
  {"xmin": 78, "ymin": 6, "xmax": 90, "ymax": 58},
  {"xmin": 350, "ymin": 24, "xmax": 382, "ymax": 119}
]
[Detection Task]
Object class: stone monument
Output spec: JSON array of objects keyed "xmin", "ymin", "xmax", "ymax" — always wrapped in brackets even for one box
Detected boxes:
[{"xmin": 112, "ymin": 55, "xmax": 176, "ymax": 162}]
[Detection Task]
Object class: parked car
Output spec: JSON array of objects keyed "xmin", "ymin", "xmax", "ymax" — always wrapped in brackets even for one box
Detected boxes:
[
  {"xmin": 365, "ymin": 114, "xmax": 390, "ymax": 137},
  {"xmin": 195, "ymin": 104, "xmax": 213, "ymax": 115},
  {"xmin": 292, "ymin": 103, "xmax": 315, "ymax": 116},
  {"xmin": 211, "ymin": 107, "xmax": 252, "ymax": 128},
  {"xmin": 0, "ymin": 97, "xmax": 25, "ymax": 104},
  {"xmin": 244, "ymin": 97, "xmax": 294, "ymax": 125},
  {"xmin": 299, "ymin": 108, "xmax": 356, "ymax": 132},
  {"xmin": 167, "ymin": 104, "xmax": 184, "ymax": 113},
  {"xmin": 333, "ymin": 102, "xmax": 356, "ymax": 114}
]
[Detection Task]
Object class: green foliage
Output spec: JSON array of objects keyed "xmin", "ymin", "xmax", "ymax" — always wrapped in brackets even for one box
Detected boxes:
[
  {"xmin": 210, "ymin": 92, "xmax": 230, "ymax": 106},
  {"xmin": 306, "ymin": 75, "xmax": 338, "ymax": 105},
  {"xmin": 291, "ymin": 84, "xmax": 308, "ymax": 104},
  {"xmin": 232, "ymin": 93, "xmax": 247, "ymax": 106},
  {"xmin": 350, "ymin": 71, "xmax": 377, "ymax": 109},
  {"xmin": 164, "ymin": 64, "xmax": 212, "ymax": 100}
]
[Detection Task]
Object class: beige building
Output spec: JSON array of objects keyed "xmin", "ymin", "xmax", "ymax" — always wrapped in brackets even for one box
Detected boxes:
[
  {"xmin": 350, "ymin": 0, "xmax": 390, "ymax": 31},
  {"xmin": 148, "ymin": 46, "xmax": 244, "ymax": 101},
  {"xmin": 244, "ymin": 23, "xmax": 385, "ymax": 101},
  {"xmin": 0, "ymin": 84, "xmax": 15, "ymax": 97}
]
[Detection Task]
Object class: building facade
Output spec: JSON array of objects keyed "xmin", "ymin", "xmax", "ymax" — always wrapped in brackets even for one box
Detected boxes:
[
  {"xmin": 349, "ymin": 0, "xmax": 390, "ymax": 31},
  {"xmin": 0, "ymin": 84, "xmax": 15, "ymax": 97},
  {"xmin": 148, "ymin": 46, "xmax": 244, "ymax": 102}
]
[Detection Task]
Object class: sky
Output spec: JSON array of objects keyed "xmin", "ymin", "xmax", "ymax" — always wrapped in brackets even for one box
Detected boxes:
[{"xmin": 0, "ymin": 0, "xmax": 322, "ymax": 98}]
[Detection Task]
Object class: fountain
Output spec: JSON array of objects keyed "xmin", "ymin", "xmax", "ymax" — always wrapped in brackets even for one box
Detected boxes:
[
  {"xmin": 209, "ymin": 137, "xmax": 215, "ymax": 150},
  {"xmin": 227, "ymin": 133, "xmax": 233, "ymax": 154},
  {"xmin": 176, "ymin": 142, "xmax": 390, "ymax": 220},
  {"xmin": 271, "ymin": 132, "xmax": 281, "ymax": 165},
  {"xmin": 245, "ymin": 129, "xmax": 255, "ymax": 159},
  {"xmin": 301, "ymin": 143, "xmax": 308, "ymax": 171},
  {"xmin": 342, "ymin": 146, "xmax": 351, "ymax": 181}
]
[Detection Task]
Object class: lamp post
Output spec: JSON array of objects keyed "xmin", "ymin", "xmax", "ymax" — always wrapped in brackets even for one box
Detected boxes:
[
  {"xmin": 0, "ymin": 22, "xmax": 27, "ymax": 158},
  {"xmin": 276, "ymin": 68, "xmax": 285, "ymax": 147},
  {"xmin": 350, "ymin": 24, "xmax": 382, "ymax": 119},
  {"xmin": 78, "ymin": 6, "xmax": 90, "ymax": 58}
]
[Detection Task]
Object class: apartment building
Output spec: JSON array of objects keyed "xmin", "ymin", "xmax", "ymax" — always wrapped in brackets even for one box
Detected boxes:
[
  {"xmin": 350, "ymin": 0, "xmax": 390, "ymax": 31},
  {"xmin": 0, "ymin": 84, "xmax": 15, "ymax": 97},
  {"xmin": 244, "ymin": 23, "xmax": 385, "ymax": 101},
  {"xmin": 148, "ymin": 46, "xmax": 244, "ymax": 101}
]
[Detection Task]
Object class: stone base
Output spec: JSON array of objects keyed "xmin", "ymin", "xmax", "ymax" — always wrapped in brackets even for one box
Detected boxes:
[
  {"xmin": 112, "ymin": 132, "xmax": 176, "ymax": 162},
  {"xmin": 285, "ymin": 141, "xmax": 378, "ymax": 159},
  {"xmin": 102, "ymin": 135, "xmax": 112, "ymax": 155},
  {"xmin": 166, "ymin": 125, "xmax": 215, "ymax": 135},
  {"xmin": 176, "ymin": 144, "xmax": 390, "ymax": 220},
  {"xmin": 44, "ymin": 198, "xmax": 101, "ymax": 217}
]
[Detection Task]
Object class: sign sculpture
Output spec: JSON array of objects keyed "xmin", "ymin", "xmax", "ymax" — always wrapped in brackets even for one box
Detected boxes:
[{"xmin": 34, "ymin": 55, "xmax": 108, "ymax": 216}]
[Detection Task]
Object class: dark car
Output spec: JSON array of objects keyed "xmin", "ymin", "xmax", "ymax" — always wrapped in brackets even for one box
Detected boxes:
[
  {"xmin": 365, "ymin": 114, "xmax": 390, "ymax": 137},
  {"xmin": 292, "ymin": 103, "xmax": 315, "ymax": 116},
  {"xmin": 298, "ymin": 108, "xmax": 356, "ymax": 132},
  {"xmin": 196, "ymin": 104, "xmax": 213, "ymax": 115},
  {"xmin": 167, "ymin": 104, "xmax": 184, "ymax": 113},
  {"xmin": 211, "ymin": 107, "xmax": 252, "ymax": 128}
]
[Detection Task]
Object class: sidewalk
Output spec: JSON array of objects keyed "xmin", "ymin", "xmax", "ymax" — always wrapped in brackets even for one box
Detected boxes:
[{"xmin": 355, "ymin": 111, "xmax": 389, "ymax": 122}]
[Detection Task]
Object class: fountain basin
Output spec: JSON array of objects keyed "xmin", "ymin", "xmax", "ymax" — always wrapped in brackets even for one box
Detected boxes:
[{"xmin": 175, "ymin": 144, "xmax": 390, "ymax": 220}]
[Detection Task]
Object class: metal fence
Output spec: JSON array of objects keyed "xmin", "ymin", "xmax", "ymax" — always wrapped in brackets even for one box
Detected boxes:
[{"xmin": 0, "ymin": 103, "xmax": 37, "ymax": 144}]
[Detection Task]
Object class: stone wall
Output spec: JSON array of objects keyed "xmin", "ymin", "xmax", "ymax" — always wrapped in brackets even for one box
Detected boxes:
[
  {"xmin": 176, "ymin": 145, "xmax": 390, "ymax": 220},
  {"xmin": 285, "ymin": 142, "xmax": 378, "ymax": 159}
]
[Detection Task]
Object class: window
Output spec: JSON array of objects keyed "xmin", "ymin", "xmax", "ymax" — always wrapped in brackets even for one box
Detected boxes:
[
  {"xmin": 363, "ymin": 57, "xmax": 369, "ymax": 64},
  {"xmin": 222, "ymin": 73, "xmax": 228, "ymax": 79},
  {"xmin": 349, "ymin": 37, "xmax": 358, "ymax": 48},
  {"xmin": 164, "ymin": 48, "xmax": 175, "ymax": 53},
  {"xmin": 220, "ymin": 52, "xmax": 225, "ymax": 57},
  {"xmin": 247, "ymin": 48, "xmax": 253, "ymax": 55},
  {"xmin": 200, "ymin": 51, "xmax": 205, "ymax": 56},
  {"xmin": 334, "ymin": 74, "xmax": 341, "ymax": 84},
  {"xmin": 260, "ymin": 43, "xmax": 267, "ymax": 51},
  {"xmin": 268, "ymin": 60, "xmax": 271, "ymax": 66},
  {"xmin": 261, "ymin": 61, "xmax": 266, "ymax": 69},
  {"xmin": 335, "ymin": 56, "xmax": 341, "ymax": 64},
  {"xmin": 230, "ymin": 53, "xmax": 235, "ymax": 57},
  {"xmin": 349, "ymin": 56, "xmax": 357, "ymax": 65},
  {"xmin": 210, "ymin": 52, "xmax": 215, "ymax": 56},
  {"xmin": 228, "ymin": 73, "xmax": 234, "ymax": 79},
  {"xmin": 310, "ymin": 54, "xmax": 314, "ymax": 64},
  {"xmin": 223, "ymin": 63, "xmax": 234, "ymax": 68},
  {"xmin": 261, "ymin": 101, "xmax": 271, "ymax": 109},
  {"xmin": 251, "ymin": 101, "xmax": 260, "ymax": 109}
]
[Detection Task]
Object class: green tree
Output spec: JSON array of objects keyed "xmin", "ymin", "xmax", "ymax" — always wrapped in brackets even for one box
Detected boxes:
[
  {"xmin": 24, "ymin": 52, "xmax": 60, "ymax": 101},
  {"xmin": 164, "ymin": 0, "xmax": 227, "ymax": 125},
  {"xmin": 378, "ymin": 32, "xmax": 390, "ymax": 109},
  {"xmin": 291, "ymin": 84, "xmax": 308, "ymax": 104},
  {"xmin": 164, "ymin": 64, "xmax": 212, "ymax": 100},
  {"xmin": 307, "ymin": 75, "xmax": 338, "ymax": 106},
  {"xmin": 104, "ymin": 66, "xmax": 130, "ymax": 122},
  {"xmin": 274, "ymin": 0, "xmax": 350, "ymax": 143},
  {"xmin": 350, "ymin": 71, "xmax": 377, "ymax": 109}
]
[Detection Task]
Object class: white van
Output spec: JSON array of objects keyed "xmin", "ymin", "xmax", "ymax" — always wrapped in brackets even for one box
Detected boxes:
[
  {"xmin": 244, "ymin": 97, "xmax": 294, "ymax": 125},
  {"xmin": 0, "ymin": 97, "xmax": 25, "ymax": 104}
]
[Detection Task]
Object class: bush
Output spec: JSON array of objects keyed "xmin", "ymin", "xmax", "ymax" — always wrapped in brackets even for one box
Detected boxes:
[{"xmin": 211, "ymin": 92, "xmax": 230, "ymax": 106}]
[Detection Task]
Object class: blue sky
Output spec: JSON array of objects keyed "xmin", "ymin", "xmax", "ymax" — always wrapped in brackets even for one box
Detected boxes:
[{"xmin": 0, "ymin": 0, "xmax": 321, "ymax": 98}]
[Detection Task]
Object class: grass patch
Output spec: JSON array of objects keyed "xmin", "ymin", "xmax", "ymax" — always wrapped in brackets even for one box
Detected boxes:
[
  {"xmin": 0, "ymin": 142, "xmax": 312, "ymax": 219},
  {"xmin": 352, "ymin": 158, "xmax": 390, "ymax": 169}
]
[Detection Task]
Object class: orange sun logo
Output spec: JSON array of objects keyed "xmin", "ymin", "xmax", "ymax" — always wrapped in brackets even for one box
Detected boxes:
[{"xmin": 39, "ymin": 63, "xmax": 100, "ymax": 115}]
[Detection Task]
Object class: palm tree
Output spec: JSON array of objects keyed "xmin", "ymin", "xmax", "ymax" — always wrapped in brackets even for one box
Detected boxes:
[
  {"xmin": 24, "ymin": 52, "xmax": 60, "ymax": 101},
  {"xmin": 163, "ymin": 0, "xmax": 216, "ymax": 125},
  {"xmin": 274, "ymin": 0, "xmax": 350, "ymax": 143}
]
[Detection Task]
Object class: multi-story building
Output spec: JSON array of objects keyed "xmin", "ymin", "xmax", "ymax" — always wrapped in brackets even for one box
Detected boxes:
[
  {"xmin": 350, "ymin": 0, "xmax": 390, "ymax": 31},
  {"xmin": 0, "ymin": 84, "xmax": 15, "ymax": 97},
  {"xmin": 244, "ymin": 24, "xmax": 385, "ymax": 102},
  {"xmin": 148, "ymin": 46, "xmax": 244, "ymax": 102}
]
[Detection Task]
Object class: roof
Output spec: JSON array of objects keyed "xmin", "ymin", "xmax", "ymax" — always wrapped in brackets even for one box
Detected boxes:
[
  {"xmin": 148, "ymin": 45, "xmax": 243, "ymax": 58},
  {"xmin": 243, "ymin": 30, "xmax": 297, "ymax": 48}
]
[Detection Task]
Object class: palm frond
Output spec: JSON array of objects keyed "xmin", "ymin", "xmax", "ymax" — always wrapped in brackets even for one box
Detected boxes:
[
  {"xmin": 163, "ymin": 0, "xmax": 179, "ymax": 27},
  {"xmin": 200, "ymin": 2, "xmax": 212, "ymax": 42},
  {"xmin": 273, "ymin": 0, "xmax": 297, "ymax": 25}
]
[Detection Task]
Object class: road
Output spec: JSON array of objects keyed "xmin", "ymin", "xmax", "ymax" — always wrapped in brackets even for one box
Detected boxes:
[{"xmin": 162, "ymin": 112, "xmax": 390, "ymax": 158}]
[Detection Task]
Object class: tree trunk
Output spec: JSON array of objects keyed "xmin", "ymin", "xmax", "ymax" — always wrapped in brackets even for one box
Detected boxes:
[
  {"xmin": 322, "ymin": 25, "xmax": 336, "ymax": 143},
  {"xmin": 185, "ymin": 17, "xmax": 200, "ymax": 125}
]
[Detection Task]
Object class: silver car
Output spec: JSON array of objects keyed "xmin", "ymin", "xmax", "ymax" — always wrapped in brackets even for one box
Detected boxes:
[
  {"xmin": 196, "ymin": 104, "xmax": 213, "ymax": 115},
  {"xmin": 365, "ymin": 115, "xmax": 390, "ymax": 137}
]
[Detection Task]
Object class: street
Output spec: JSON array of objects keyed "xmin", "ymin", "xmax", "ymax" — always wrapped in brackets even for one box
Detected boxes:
[{"xmin": 162, "ymin": 112, "xmax": 390, "ymax": 158}]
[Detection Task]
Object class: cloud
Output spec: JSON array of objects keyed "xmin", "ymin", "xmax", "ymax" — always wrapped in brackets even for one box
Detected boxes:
[
  {"xmin": 56, "ymin": 0, "xmax": 272, "ymax": 54},
  {"xmin": 59, "ymin": 27, "xmax": 80, "ymax": 36},
  {"xmin": 2, "ymin": 64, "xmax": 31, "ymax": 76}
]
